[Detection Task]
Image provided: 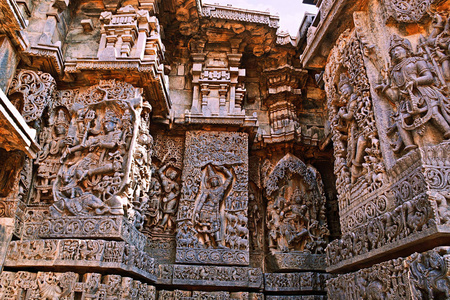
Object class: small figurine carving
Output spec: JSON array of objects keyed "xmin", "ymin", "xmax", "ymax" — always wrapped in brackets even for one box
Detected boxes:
[{"xmin": 157, "ymin": 162, "xmax": 180, "ymax": 231}]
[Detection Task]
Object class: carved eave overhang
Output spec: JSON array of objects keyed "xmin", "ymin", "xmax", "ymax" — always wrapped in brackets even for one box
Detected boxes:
[
  {"xmin": 197, "ymin": 3, "xmax": 280, "ymax": 56},
  {"xmin": 263, "ymin": 65, "xmax": 307, "ymax": 104},
  {"xmin": 64, "ymin": 55, "xmax": 170, "ymax": 119},
  {"xmin": 299, "ymin": 0, "xmax": 366, "ymax": 70},
  {"xmin": 63, "ymin": 7, "xmax": 170, "ymax": 121},
  {"xmin": 0, "ymin": 89, "xmax": 39, "ymax": 158},
  {"xmin": 23, "ymin": 44, "xmax": 64, "ymax": 78},
  {"xmin": 200, "ymin": 3, "xmax": 279, "ymax": 28},
  {"xmin": 0, "ymin": 0, "xmax": 29, "ymax": 51}
]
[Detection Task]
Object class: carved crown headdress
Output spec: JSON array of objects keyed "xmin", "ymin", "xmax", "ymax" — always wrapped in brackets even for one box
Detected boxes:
[
  {"xmin": 103, "ymin": 109, "xmax": 120, "ymax": 123},
  {"xmin": 206, "ymin": 165, "xmax": 220, "ymax": 184},
  {"xmin": 55, "ymin": 109, "xmax": 68, "ymax": 126},
  {"xmin": 388, "ymin": 34, "xmax": 413, "ymax": 54}
]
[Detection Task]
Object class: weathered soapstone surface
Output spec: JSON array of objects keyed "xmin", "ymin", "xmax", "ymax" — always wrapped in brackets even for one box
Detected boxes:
[
  {"xmin": 0, "ymin": 0, "xmax": 333, "ymax": 297},
  {"xmin": 2, "ymin": 0, "xmax": 450, "ymax": 297}
]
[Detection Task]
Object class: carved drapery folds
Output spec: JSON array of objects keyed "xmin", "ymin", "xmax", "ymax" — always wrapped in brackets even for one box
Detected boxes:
[
  {"xmin": 264, "ymin": 154, "xmax": 329, "ymax": 256},
  {"xmin": 176, "ymin": 131, "xmax": 249, "ymax": 265}
]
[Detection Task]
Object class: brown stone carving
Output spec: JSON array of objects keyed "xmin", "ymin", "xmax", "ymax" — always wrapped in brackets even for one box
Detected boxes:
[
  {"xmin": 28, "ymin": 80, "xmax": 150, "ymax": 220},
  {"xmin": 265, "ymin": 154, "xmax": 329, "ymax": 256},
  {"xmin": 176, "ymin": 131, "xmax": 249, "ymax": 265},
  {"xmin": 376, "ymin": 34, "xmax": 450, "ymax": 151},
  {"xmin": 8, "ymin": 69, "xmax": 56, "ymax": 125},
  {"xmin": 327, "ymin": 247, "xmax": 450, "ymax": 299}
]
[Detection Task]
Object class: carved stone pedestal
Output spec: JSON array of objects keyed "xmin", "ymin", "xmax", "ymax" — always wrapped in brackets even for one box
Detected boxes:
[
  {"xmin": 327, "ymin": 142, "xmax": 450, "ymax": 273},
  {"xmin": 327, "ymin": 246, "xmax": 450, "ymax": 299}
]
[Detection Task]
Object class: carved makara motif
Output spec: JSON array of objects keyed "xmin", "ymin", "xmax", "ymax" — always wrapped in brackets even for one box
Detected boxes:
[{"xmin": 265, "ymin": 154, "xmax": 329, "ymax": 255}]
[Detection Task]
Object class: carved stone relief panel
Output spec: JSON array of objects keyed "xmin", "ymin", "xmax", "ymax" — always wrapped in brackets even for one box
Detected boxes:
[
  {"xmin": 142, "ymin": 134, "xmax": 184, "ymax": 235},
  {"xmin": 0, "ymin": 270, "xmax": 156, "ymax": 299},
  {"xmin": 327, "ymin": 246, "xmax": 450, "ymax": 299},
  {"xmin": 19, "ymin": 79, "xmax": 153, "ymax": 226},
  {"xmin": 176, "ymin": 131, "xmax": 249, "ymax": 265},
  {"xmin": 324, "ymin": 29, "xmax": 388, "ymax": 232},
  {"xmin": 264, "ymin": 153, "xmax": 329, "ymax": 270}
]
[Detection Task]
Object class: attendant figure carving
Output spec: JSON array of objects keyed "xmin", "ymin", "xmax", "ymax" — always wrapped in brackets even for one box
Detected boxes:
[
  {"xmin": 193, "ymin": 165, "xmax": 232, "ymax": 248},
  {"xmin": 157, "ymin": 162, "xmax": 180, "ymax": 231},
  {"xmin": 376, "ymin": 34, "xmax": 450, "ymax": 151}
]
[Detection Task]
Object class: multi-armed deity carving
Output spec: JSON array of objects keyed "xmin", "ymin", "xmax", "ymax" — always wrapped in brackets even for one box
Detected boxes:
[
  {"xmin": 18, "ymin": 80, "xmax": 154, "ymax": 224},
  {"xmin": 264, "ymin": 154, "xmax": 329, "ymax": 255},
  {"xmin": 176, "ymin": 131, "xmax": 249, "ymax": 265},
  {"xmin": 376, "ymin": 30, "xmax": 450, "ymax": 154}
]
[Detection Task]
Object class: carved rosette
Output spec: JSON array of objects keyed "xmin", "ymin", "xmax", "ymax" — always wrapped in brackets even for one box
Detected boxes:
[{"xmin": 176, "ymin": 131, "xmax": 249, "ymax": 265}]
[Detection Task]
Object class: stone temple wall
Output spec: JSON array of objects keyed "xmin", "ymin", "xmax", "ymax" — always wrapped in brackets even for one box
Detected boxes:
[{"xmin": 0, "ymin": 0, "xmax": 449, "ymax": 299}]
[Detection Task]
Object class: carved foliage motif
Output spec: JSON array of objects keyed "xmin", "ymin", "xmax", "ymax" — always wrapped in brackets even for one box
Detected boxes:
[
  {"xmin": 176, "ymin": 131, "xmax": 249, "ymax": 265},
  {"xmin": 265, "ymin": 154, "xmax": 329, "ymax": 255},
  {"xmin": 8, "ymin": 69, "xmax": 56, "ymax": 124},
  {"xmin": 383, "ymin": 0, "xmax": 436, "ymax": 23}
]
